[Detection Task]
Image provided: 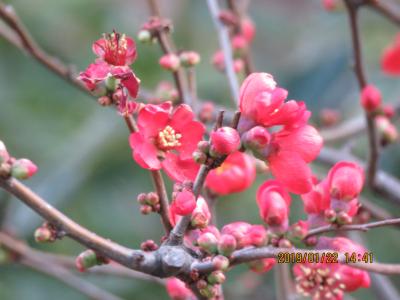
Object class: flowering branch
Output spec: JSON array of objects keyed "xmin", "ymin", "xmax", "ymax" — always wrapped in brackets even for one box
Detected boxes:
[
  {"xmin": 207, "ymin": 0, "xmax": 240, "ymax": 105},
  {"xmin": 344, "ymin": 0, "xmax": 380, "ymax": 187},
  {"xmin": 305, "ymin": 218, "xmax": 400, "ymax": 238},
  {"xmin": 0, "ymin": 232, "xmax": 124, "ymax": 300}
]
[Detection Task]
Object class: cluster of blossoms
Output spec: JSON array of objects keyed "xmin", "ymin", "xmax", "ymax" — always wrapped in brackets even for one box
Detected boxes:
[
  {"xmin": 77, "ymin": 30, "xmax": 374, "ymax": 300},
  {"xmin": 0, "ymin": 140, "xmax": 38, "ymax": 180},
  {"xmin": 213, "ymin": 10, "xmax": 255, "ymax": 74}
]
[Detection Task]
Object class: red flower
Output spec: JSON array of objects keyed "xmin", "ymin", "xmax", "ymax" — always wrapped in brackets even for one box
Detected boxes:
[
  {"xmin": 256, "ymin": 180, "xmax": 291, "ymax": 229},
  {"xmin": 129, "ymin": 102, "xmax": 205, "ymax": 170},
  {"xmin": 210, "ymin": 127, "xmax": 241, "ymax": 155},
  {"xmin": 205, "ymin": 152, "xmax": 256, "ymax": 195},
  {"xmin": 327, "ymin": 161, "xmax": 364, "ymax": 201},
  {"xmin": 78, "ymin": 60, "xmax": 140, "ymax": 98},
  {"xmin": 163, "ymin": 154, "xmax": 200, "ymax": 183},
  {"xmin": 172, "ymin": 190, "xmax": 196, "ymax": 216},
  {"xmin": 381, "ymin": 34, "xmax": 400, "ymax": 76},
  {"xmin": 360, "ymin": 84, "xmax": 382, "ymax": 113},
  {"xmin": 92, "ymin": 32, "xmax": 137, "ymax": 66},
  {"xmin": 301, "ymin": 178, "xmax": 330, "ymax": 215},
  {"xmin": 166, "ymin": 278, "xmax": 194, "ymax": 300}
]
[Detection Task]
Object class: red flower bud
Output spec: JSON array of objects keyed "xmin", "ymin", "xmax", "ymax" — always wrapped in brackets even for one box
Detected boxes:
[
  {"xmin": 322, "ymin": 0, "xmax": 339, "ymax": 11},
  {"xmin": 75, "ymin": 250, "xmax": 102, "ymax": 272},
  {"xmin": 166, "ymin": 278, "xmax": 194, "ymax": 300},
  {"xmin": 179, "ymin": 51, "xmax": 201, "ymax": 67},
  {"xmin": 191, "ymin": 197, "xmax": 211, "ymax": 229},
  {"xmin": 192, "ymin": 150, "xmax": 207, "ymax": 164},
  {"xmin": 218, "ymin": 234, "xmax": 237, "ymax": 256},
  {"xmin": 242, "ymin": 126, "xmax": 271, "ymax": 155},
  {"xmin": 383, "ymin": 104, "xmax": 395, "ymax": 119},
  {"xmin": 146, "ymin": 192, "xmax": 159, "ymax": 205},
  {"xmin": 198, "ymin": 102, "xmax": 215, "ymax": 123},
  {"xmin": 137, "ymin": 193, "xmax": 147, "ymax": 205},
  {"xmin": 246, "ymin": 225, "xmax": 268, "ymax": 247},
  {"xmin": 336, "ymin": 211, "xmax": 352, "ymax": 225},
  {"xmin": 256, "ymin": 180, "xmax": 291, "ymax": 228},
  {"xmin": 210, "ymin": 127, "xmax": 241, "ymax": 155},
  {"xmin": 159, "ymin": 53, "xmax": 180, "ymax": 71},
  {"xmin": 327, "ymin": 161, "xmax": 364, "ymax": 201},
  {"xmin": 381, "ymin": 33, "xmax": 400, "ymax": 76},
  {"xmin": 173, "ymin": 190, "xmax": 196, "ymax": 216},
  {"xmin": 140, "ymin": 205, "xmax": 153, "ymax": 215},
  {"xmin": 212, "ymin": 255, "xmax": 230, "ymax": 271},
  {"xmin": 360, "ymin": 84, "xmax": 382, "ymax": 113},
  {"xmin": 197, "ymin": 232, "xmax": 218, "ymax": 254},
  {"xmin": 221, "ymin": 222, "xmax": 252, "ymax": 249},
  {"xmin": 376, "ymin": 116, "xmax": 398, "ymax": 145},
  {"xmin": 248, "ymin": 258, "xmax": 276, "ymax": 274},
  {"xmin": 324, "ymin": 209, "xmax": 337, "ymax": 223},
  {"xmin": 288, "ymin": 220, "xmax": 309, "ymax": 240},
  {"xmin": 320, "ymin": 108, "xmax": 340, "ymax": 127},
  {"xmin": 240, "ymin": 18, "xmax": 256, "ymax": 43},
  {"xmin": 34, "ymin": 226, "xmax": 54, "ymax": 243},
  {"xmin": 140, "ymin": 240, "xmax": 158, "ymax": 251},
  {"xmin": 11, "ymin": 159, "xmax": 38, "ymax": 180}
]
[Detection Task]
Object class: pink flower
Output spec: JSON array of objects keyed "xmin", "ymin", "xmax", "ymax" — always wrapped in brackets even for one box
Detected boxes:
[
  {"xmin": 166, "ymin": 278, "xmax": 194, "ymax": 300},
  {"xmin": 210, "ymin": 127, "xmax": 241, "ymax": 155},
  {"xmin": 221, "ymin": 222, "xmax": 252, "ymax": 249},
  {"xmin": 205, "ymin": 152, "xmax": 256, "ymax": 195},
  {"xmin": 301, "ymin": 178, "xmax": 330, "ymax": 215},
  {"xmin": 327, "ymin": 161, "xmax": 364, "ymax": 201},
  {"xmin": 92, "ymin": 32, "xmax": 137, "ymax": 66},
  {"xmin": 78, "ymin": 60, "xmax": 140, "ymax": 98},
  {"xmin": 256, "ymin": 180, "xmax": 291, "ymax": 228},
  {"xmin": 159, "ymin": 54, "xmax": 181, "ymax": 71},
  {"xmin": 248, "ymin": 258, "xmax": 276, "ymax": 274},
  {"xmin": 381, "ymin": 34, "xmax": 400, "ymax": 76},
  {"xmin": 172, "ymin": 190, "xmax": 196, "ymax": 216},
  {"xmin": 11, "ymin": 159, "xmax": 38, "ymax": 180},
  {"xmin": 360, "ymin": 85, "xmax": 381, "ymax": 113},
  {"xmin": 129, "ymin": 102, "xmax": 205, "ymax": 170},
  {"xmin": 240, "ymin": 17, "xmax": 256, "ymax": 43}
]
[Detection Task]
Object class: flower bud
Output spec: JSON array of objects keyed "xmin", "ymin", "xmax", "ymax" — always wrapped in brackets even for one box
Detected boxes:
[
  {"xmin": 140, "ymin": 205, "xmax": 153, "ymax": 215},
  {"xmin": 0, "ymin": 141, "xmax": 9, "ymax": 164},
  {"xmin": 218, "ymin": 234, "xmax": 237, "ymax": 256},
  {"xmin": 248, "ymin": 258, "xmax": 276, "ymax": 274},
  {"xmin": 247, "ymin": 225, "xmax": 268, "ymax": 247},
  {"xmin": 199, "ymin": 284, "xmax": 217, "ymax": 299},
  {"xmin": 75, "ymin": 250, "xmax": 100, "ymax": 272},
  {"xmin": 146, "ymin": 192, "xmax": 159, "ymax": 206},
  {"xmin": 196, "ymin": 279, "xmax": 208, "ymax": 290},
  {"xmin": 137, "ymin": 30, "xmax": 152, "ymax": 43},
  {"xmin": 360, "ymin": 84, "xmax": 382, "ymax": 113},
  {"xmin": 193, "ymin": 150, "xmax": 207, "ymax": 164},
  {"xmin": 207, "ymin": 271, "xmax": 226, "ymax": 285},
  {"xmin": 278, "ymin": 238, "xmax": 292, "ymax": 248},
  {"xmin": 320, "ymin": 109, "xmax": 340, "ymax": 127},
  {"xmin": 212, "ymin": 255, "xmax": 230, "ymax": 271},
  {"xmin": 242, "ymin": 126, "xmax": 271, "ymax": 157},
  {"xmin": 34, "ymin": 226, "xmax": 55, "ymax": 243},
  {"xmin": 191, "ymin": 197, "xmax": 211, "ymax": 229},
  {"xmin": 11, "ymin": 159, "xmax": 38, "ymax": 180},
  {"xmin": 336, "ymin": 211, "xmax": 352, "ymax": 225},
  {"xmin": 197, "ymin": 141, "xmax": 210, "ymax": 154},
  {"xmin": 327, "ymin": 161, "xmax": 364, "ymax": 201},
  {"xmin": 197, "ymin": 232, "xmax": 218, "ymax": 254},
  {"xmin": 383, "ymin": 104, "xmax": 395, "ymax": 119},
  {"xmin": 287, "ymin": 220, "xmax": 309, "ymax": 240},
  {"xmin": 232, "ymin": 35, "xmax": 248, "ymax": 56},
  {"xmin": 256, "ymin": 180, "xmax": 291, "ymax": 228},
  {"xmin": 210, "ymin": 127, "xmax": 241, "ymax": 156},
  {"xmin": 173, "ymin": 190, "xmax": 196, "ymax": 216},
  {"xmin": 324, "ymin": 209, "xmax": 337, "ymax": 223},
  {"xmin": 179, "ymin": 51, "xmax": 200, "ymax": 67},
  {"xmin": 166, "ymin": 278, "xmax": 194, "ymax": 300},
  {"xmin": 140, "ymin": 240, "xmax": 158, "ymax": 251},
  {"xmin": 305, "ymin": 236, "xmax": 318, "ymax": 246},
  {"xmin": 159, "ymin": 53, "xmax": 180, "ymax": 71},
  {"xmin": 322, "ymin": 0, "xmax": 340, "ymax": 11},
  {"xmin": 240, "ymin": 17, "xmax": 256, "ymax": 42},
  {"xmin": 376, "ymin": 116, "xmax": 398, "ymax": 145},
  {"xmin": 137, "ymin": 193, "xmax": 147, "ymax": 205}
]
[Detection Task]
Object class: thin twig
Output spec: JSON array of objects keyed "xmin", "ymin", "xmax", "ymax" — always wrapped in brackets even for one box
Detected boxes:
[
  {"xmin": 150, "ymin": 170, "xmax": 172, "ymax": 233},
  {"xmin": 207, "ymin": 0, "xmax": 240, "ymax": 106},
  {"xmin": 305, "ymin": 218, "xmax": 400, "ymax": 239},
  {"xmin": 344, "ymin": 0, "xmax": 380, "ymax": 187},
  {"xmin": 369, "ymin": 0, "xmax": 400, "ymax": 26}
]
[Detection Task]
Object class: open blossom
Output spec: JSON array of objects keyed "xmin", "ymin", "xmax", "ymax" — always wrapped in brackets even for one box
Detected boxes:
[
  {"xmin": 205, "ymin": 151, "xmax": 256, "ymax": 195},
  {"xmin": 381, "ymin": 34, "xmax": 400, "ymax": 76},
  {"xmin": 239, "ymin": 73, "xmax": 322, "ymax": 194},
  {"xmin": 92, "ymin": 32, "xmax": 137, "ymax": 66},
  {"xmin": 129, "ymin": 102, "xmax": 205, "ymax": 170},
  {"xmin": 166, "ymin": 278, "xmax": 195, "ymax": 300},
  {"xmin": 256, "ymin": 180, "xmax": 291, "ymax": 229},
  {"xmin": 327, "ymin": 161, "xmax": 364, "ymax": 201},
  {"xmin": 301, "ymin": 178, "xmax": 330, "ymax": 215}
]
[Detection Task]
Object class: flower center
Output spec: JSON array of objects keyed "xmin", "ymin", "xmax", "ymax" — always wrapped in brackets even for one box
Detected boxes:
[
  {"xmin": 157, "ymin": 125, "xmax": 182, "ymax": 150},
  {"xmin": 105, "ymin": 32, "xmax": 128, "ymax": 65},
  {"xmin": 295, "ymin": 265, "xmax": 345, "ymax": 299}
]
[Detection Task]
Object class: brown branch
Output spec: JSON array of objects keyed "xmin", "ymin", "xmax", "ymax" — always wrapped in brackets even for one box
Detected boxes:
[
  {"xmin": 150, "ymin": 170, "xmax": 172, "ymax": 233},
  {"xmin": 360, "ymin": 197, "xmax": 400, "ymax": 224},
  {"xmin": 0, "ymin": 232, "xmax": 124, "ymax": 300},
  {"xmin": 207, "ymin": 0, "xmax": 240, "ymax": 106},
  {"xmin": 305, "ymin": 218, "xmax": 400, "ymax": 239},
  {"xmin": 344, "ymin": 0, "xmax": 380, "ymax": 187},
  {"xmin": 0, "ymin": 177, "xmax": 157, "ymax": 274},
  {"xmin": 368, "ymin": 0, "xmax": 400, "ymax": 26}
]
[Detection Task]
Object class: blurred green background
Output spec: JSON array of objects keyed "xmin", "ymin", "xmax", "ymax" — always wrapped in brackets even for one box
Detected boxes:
[{"xmin": 0, "ymin": 0, "xmax": 399, "ymax": 299}]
